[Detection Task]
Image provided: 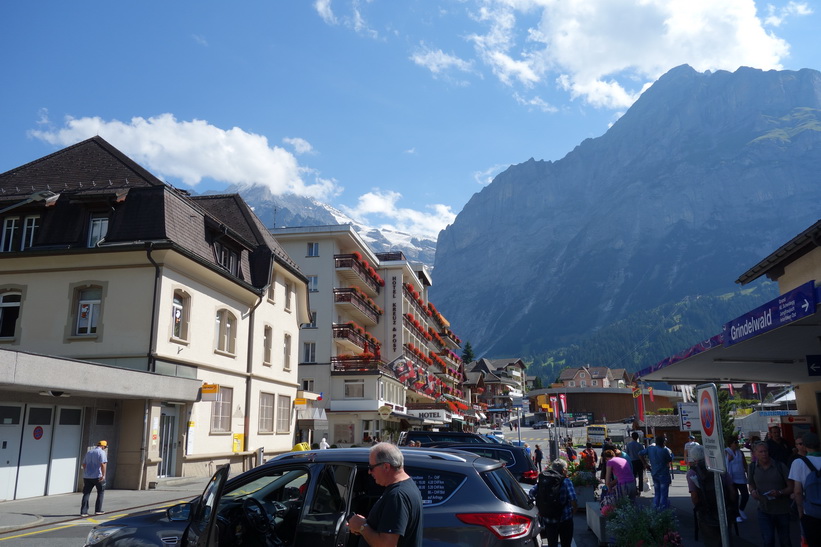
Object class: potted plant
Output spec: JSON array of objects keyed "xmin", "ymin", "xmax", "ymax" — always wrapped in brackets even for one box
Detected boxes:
[
  {"xmin": 565, "ymin": 460, "xmax": 599, "ymax": 510},
  {"xmin": 603, "ymin": 498, "xmax": 683, "ymax": 546}
]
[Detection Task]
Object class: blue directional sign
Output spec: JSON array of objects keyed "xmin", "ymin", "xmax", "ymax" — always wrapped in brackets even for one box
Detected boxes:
[
  {"xmin": 724, "ymin": 280, "xmax": 816, "ymax": 347},
  {"xmin": 807, "ymin": 355, "xmax": 821, "ymax": 377}
]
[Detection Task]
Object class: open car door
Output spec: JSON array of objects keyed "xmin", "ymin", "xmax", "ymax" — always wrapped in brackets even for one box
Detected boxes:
[{"xmin": 184, "ymin": 465, "xmax": 230, "ymax": 546}]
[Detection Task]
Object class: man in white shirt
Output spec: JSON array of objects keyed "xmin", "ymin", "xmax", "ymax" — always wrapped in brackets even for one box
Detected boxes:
[
  {"xmin": 80, "ymin": 440, "xmax": 108, "ymax": 517},
  {"xmin": 788, "ymin": 432, "xmax": 821, "ymax": 546}
]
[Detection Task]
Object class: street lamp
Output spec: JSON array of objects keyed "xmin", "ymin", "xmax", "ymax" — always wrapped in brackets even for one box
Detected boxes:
[{"xmin": 0, "ymin": 190, "xmax": 60, "ymax": 214}]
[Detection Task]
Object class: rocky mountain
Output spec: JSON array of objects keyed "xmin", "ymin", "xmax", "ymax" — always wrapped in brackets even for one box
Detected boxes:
[
  {"xmin": 431, "ymin": 64, "xmax": 821, "ymax": 361},
  {"xmin": 216, "ymin": 184, "xmax": 438, "ymax": 265}
]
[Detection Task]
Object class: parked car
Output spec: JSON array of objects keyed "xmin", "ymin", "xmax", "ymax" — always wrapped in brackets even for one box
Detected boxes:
[
  {"xmin": 483, "ymin": 434, "xmax": 512, "ymax": 444},
  {"xmin": 488, "ymin": 429, "xmax": 507, "ymax": 440},
  {"xmin": 85, "ymin": 447, "xmax": 542, "ymax": 546},
  {"xmin": 568, "ymin": 417, "xmax": 589, "ymax": 427},
  {"xmin": 621, "ymin": 415, "xmax": 636, "ymax": 424},
  {"xmin": 424, "ymin": 442, "xmax": 540, "ymax": 484},
  {"xmin": 532, "ymin": 420, "xmax": 553, "ymax": 429},
  {"xmin": 398, "ymin": 430, "xmax": 493, "ymax": 446}
]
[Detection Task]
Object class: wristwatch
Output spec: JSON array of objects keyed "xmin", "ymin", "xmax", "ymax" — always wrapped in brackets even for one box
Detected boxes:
[{"xmin": 359, "ymin": 523, "xmax": 368, "ymax": 534}]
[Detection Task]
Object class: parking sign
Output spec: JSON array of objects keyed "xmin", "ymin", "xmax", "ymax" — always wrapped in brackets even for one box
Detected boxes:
[{"xmin": 697, "ymin": 383, "xmax": 726, "ymax": 473}]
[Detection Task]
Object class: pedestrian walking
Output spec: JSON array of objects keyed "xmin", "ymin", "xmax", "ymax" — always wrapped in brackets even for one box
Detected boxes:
[
  {"xmin": 687, "ymin": 444, "xmax": 738, "ymax": 547},
  {"xmin": 767, "ymin": 426, "xmax": 793, "ymax": 467},
  {"xmin": 640, "ymin": 434, "xmax": 673, "ymax": 509},
  {"xmin": 725, "ymin": 435, "xmax": 750, "ymax": 522},
  {"xmin": 529, "ymin": 459, "xmax": 577, "ymax": 547},
  {"xmin": 319, "ymin": 437, "xmax": 330, "ymax": 449},
  {"xmin": 748, "ymin": 441, "xmax": 792, "ymax": 547},
  {"xmin": 534, "ymin": 444, "xmax": 544, "ymax": 472},
  {"xmin": 788, "ymin": 432, "xmax": 821, "ymax": 547},
  {"xmin": 348, "ymin": 442, "xmax": 423, "ymax": 546},
  {"xmin": 80, "ymin": 440, "xmax": 108, "ymax": 517},
  {"xmin": 564, "ymin": 442, "xmax": 577, "ymax": 462},
  {"xmin": 580, "ymin": 442, "xmax": 598, "ymax": 472},
  {"xmin": 624, "ymin": 431, "xmax": 646, "ymax": 495},
  {"xmin": 684, "ymin": 435, "xmax": 699, "ymax": 463}
]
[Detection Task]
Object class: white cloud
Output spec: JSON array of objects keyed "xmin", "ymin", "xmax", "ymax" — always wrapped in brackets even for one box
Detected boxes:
[
  {"xmin": 283, "ymin": 137, "xmax": 314, "ymax": 155},
  {"xmin": 410, "ymin": 45, "xmax": 474, "ymax": 77},
  {"xmin": 341, "ymin": 190, "xmax": 456, "ymax": 239},
  {"xmin": 315, "ymin": 0, "xmax": 378, "ymax": 38},
  {"xmin": 398, "ymin": 0, "xmax": 800, "ymax": 111},
  {"xmin": 473, "ymin": 163, "xmax": 508, "ymax": 185},
  {"xmin": 765, "ymin": 1, "xmax": 813, "ymax": 27},
  {"xmin": 192, "ymin": 34, "xmax": 208, "ymax": 47},
  {"xmin": 314, "ymin": 0, "xmax": 337, "ymax": 25},
  {"xmin": 28, "ymin": 114, "xmax": 339, "ymax": 199}
]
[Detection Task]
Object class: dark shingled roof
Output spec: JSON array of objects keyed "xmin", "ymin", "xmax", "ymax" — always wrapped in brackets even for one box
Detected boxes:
[{"xmin": 0, "ymin": 136, "xmax": 304, "ymax": 290}]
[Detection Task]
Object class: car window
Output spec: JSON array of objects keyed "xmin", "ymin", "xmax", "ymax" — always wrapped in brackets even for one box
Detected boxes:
[
  {"xmin": 405, "ymin": 466, "xmax": 467, "ymax": 507},
  {"xmin": 481, "ymin": 467, "xmax": 532, "ymax": 509},
  {"xmin": 309, "ymin": 465, "xmax": 349, "ymax": 514},
  {"xmin": 455, "ymin": 447, "xmax": 516, "ymax": 466},
  {"xmin": 223, "ymin": 467, "xmax": 309, "ymax": 503}
]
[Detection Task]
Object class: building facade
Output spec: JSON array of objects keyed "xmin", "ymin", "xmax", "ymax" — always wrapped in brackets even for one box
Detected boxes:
[
  {"xmin": 0, "ymin": 138, "xmax": 309, "ymax": 499},
  {"xmin": 273, "ymin": 226, "xmax": 470, "ymax": 446}
]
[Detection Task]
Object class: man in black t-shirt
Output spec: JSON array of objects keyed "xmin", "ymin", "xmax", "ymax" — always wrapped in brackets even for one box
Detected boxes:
[
  {"xmin": 766, "ymin": 426, "xmax": 793, "ymax": 467},
  {"xmin": 348, "ymin": 443, "xmax": 423, "ymax": 547}
]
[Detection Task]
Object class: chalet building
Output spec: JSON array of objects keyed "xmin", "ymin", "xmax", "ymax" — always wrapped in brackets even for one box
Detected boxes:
[
  {"xmin": 556, "ymin": 366, "xmax": 632, "ymax": 389},
  {"xmin": 0, "ymin": 137, "xmax": 309, "ymax": 500},
  {"xmin": 464, "ymin": 358, "xmax": 527, "ymax": 425},
  {"xmin": 273, "ymin": 226, "xmax": 470, "ymax": 445}
]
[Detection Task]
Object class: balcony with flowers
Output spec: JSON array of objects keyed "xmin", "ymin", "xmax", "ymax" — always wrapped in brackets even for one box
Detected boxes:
[
  {"xmin": 441, "ymin": 327, "xmax": 462, "ymax": 349},
  {"xmin": 334, "ymin": 252, "xmax": 384, "ymax": 296},
  {"xmin": 334, "ymin": 287, "xmax": 383, "ymax": 326},
  {"xmin": 333, "ymin": 322, "xmax": 381, "ymax": 354},
  {"xmin": 403, "ymin": 282, "xmax": 430, "ymax": 319},
  {"xmin": 404, "ymin": 342, "xmax": 433, "ymax": 367},
  {"xmin": 330, "ymin": 352, "xmax": 389, "ymax": 375},
  {"xmin": 403, "ymin": 313, "xmax": 432, "ymax": 345}
]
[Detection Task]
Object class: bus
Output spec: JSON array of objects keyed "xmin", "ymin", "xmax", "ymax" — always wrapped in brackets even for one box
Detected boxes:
[{"xmin": 586, "ymin": 425, "xmax": 608, "ymax": 447}]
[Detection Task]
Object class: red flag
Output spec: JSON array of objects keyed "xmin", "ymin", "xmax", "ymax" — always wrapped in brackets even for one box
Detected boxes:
[
  {"xmin": 727, "ymin": 383, "xmax": 734, "ymax": 396},
  {"xmin": 648, "ymin": 386, "xmax": 655, "ymax": 402},
  {"xmin": 751, "ymin": 383, "xmax": 758, "ymax": 394},
  {"xmin": 637, "ymin": 391, "xmax": 645, "ymax": 422},
  {"xmin": 558, "ymin": 393, "xmax": 567, "ymax": 413}
]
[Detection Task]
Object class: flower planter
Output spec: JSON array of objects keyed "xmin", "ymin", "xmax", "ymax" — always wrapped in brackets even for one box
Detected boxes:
[
  {"xmin": 585, "ymin": 502, "xmax": 608, "ymax": 546},
  {"xmin": 575, "ymin": 485, "xmax": 596, "ymax": 511}
]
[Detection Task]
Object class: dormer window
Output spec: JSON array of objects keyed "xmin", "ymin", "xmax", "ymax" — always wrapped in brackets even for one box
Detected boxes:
[
  {"xmin": 214, "ymin": 241, "xmax": 239, "ymax": 276},
  {"xmin": 88, "ymin": 215, "xmax": 109, "ymax": 247}
]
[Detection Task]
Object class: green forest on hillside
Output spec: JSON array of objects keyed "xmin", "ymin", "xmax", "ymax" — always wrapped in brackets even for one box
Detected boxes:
[{"xmin": 525, "ymin": 283, "xmax": 777, "ymax": 384}]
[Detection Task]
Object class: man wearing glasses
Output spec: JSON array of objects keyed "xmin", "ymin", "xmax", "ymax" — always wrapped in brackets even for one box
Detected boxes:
[{"xmin": 348, "ymin": 443, "xmax": 423, "ymax": 546}]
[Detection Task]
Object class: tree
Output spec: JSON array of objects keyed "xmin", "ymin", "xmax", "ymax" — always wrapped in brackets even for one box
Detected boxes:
[
  {"xmin": 461, "ymin": 341, "xmax": 475, "ymax": 364},
  {"xmin": 718, "ymin": 389, "xmax": 736, "ymax": 445},
  {"xmin": 532, "ymin": 376, "xmax": 544, "ymax": 389}
]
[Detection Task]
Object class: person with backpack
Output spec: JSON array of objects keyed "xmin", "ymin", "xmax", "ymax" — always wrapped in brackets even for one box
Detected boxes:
[
  {"xmin": 686, "ymin": 444, "xmax": 738, "ymax": 546},
  {"xmin": 529, "ymin": 459, "xmax": 577, "ymax": 547},
  {"xmin": 580, "ymin": 442, "xmax": 598, "ymax": 471},
  {"xmin": 788, "ymin": 432, "xmax": 821, "ymax": 545},
  {"xmin": 748, "ymin": 441, "xmax": 792, "ymax": 547}
]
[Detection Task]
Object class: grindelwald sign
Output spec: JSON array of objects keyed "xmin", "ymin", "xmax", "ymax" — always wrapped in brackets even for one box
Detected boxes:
[{"xmin": 723, "ymin": 280, "xmax": 815, "ymax": 347}]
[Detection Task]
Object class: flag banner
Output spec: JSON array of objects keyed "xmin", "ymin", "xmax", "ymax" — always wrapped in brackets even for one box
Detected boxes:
[
  {"xmin": 727, "ymin": 383, "xmax": 734, "ymax": 396},
  {"xmin": 751, "ymin": 383, "xmax": 758, "ymax": 394},
  {"xmin": 637, "ymin": 391, "xmax": 645, "ymax": 422},
  {"xmin": 558, "ymin": 393, "xmax": 567, "ymax": 413},
  {"xmin": 648, "ymin": 386, "xmax": 655, "ymax": 402}
]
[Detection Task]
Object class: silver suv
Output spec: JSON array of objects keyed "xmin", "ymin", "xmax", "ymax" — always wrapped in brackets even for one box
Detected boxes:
[{"xmin": 86, "ymin": 447, "xmax": 542, "ymax": 546}]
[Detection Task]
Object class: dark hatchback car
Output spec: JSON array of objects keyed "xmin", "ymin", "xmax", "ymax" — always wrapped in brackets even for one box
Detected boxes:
[
  {"xmin": 397, "ymin": 430, "xmax": 492, "ymax": 445},
  {"xmin": 85, "ymin": 448, "xmax": 541, "ymax": 547},
  {"xmin": 423, "ymin": 442, "xmax": 539, "ymax": 484}
]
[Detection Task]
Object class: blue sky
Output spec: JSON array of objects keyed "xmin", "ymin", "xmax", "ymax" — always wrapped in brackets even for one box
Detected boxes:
[{"xmin": 0, "ymin": 1, "xmax": 816, "ymax": 239}]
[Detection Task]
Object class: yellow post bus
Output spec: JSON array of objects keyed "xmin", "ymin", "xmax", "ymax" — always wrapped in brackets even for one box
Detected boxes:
[{"xmin": 586, "ymin": 425, "xmax": 608, "ymax": 447}]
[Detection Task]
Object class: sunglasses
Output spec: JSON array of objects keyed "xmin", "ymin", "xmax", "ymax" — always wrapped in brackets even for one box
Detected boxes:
[{"xmin": 368, "ymin": 462, "xmax": 385, "ymax": 471}]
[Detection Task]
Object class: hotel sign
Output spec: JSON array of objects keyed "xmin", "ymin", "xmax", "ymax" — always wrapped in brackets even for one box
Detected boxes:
[
  {"xmin": 723, "ymin": 280, "xmax": 815, "ymax": 347},
  {"xmin": 407, "ymin": 409, "xmax": 452, "ymax": 422}
]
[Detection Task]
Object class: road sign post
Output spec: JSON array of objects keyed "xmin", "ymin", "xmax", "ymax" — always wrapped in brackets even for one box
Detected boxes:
[{"xmin": 697, "ymin": 383, "xmax": 729, "ymax": 546}]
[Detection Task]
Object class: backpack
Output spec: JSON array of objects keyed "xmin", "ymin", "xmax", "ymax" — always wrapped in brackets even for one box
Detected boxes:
[
  {"xmin": 798, "ymin": 456, "xmax": 821, "ymax": 518},
  {"xmin": 535, "ymin": 469, "xmax": 565, "ymax": 520},
  {"xmin": 581, "ymin": 449, "xmax": 596, "ymax": 468}
]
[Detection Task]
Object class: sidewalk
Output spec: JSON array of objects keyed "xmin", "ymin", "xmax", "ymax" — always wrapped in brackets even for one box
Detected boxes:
[
  {"xmin": 570, "ymin": 470, "xmax": 801, "ymax": 546},
  {"xmin": 0, "ymin": 476, "xmax": 210, "ymax": 535}
]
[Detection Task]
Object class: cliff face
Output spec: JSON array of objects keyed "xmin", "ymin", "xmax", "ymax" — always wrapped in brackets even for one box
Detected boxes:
[{"xmin": 431, "ymin": 65, "xmax": 821, "ymax": 357}]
